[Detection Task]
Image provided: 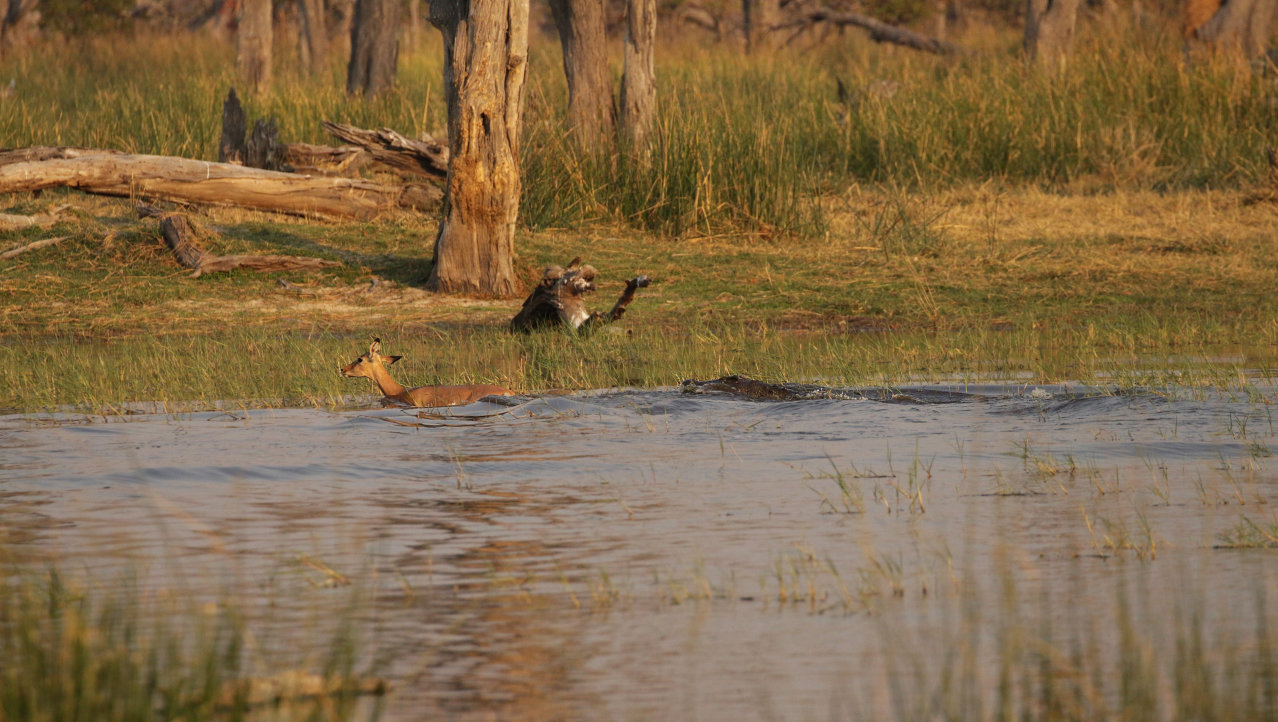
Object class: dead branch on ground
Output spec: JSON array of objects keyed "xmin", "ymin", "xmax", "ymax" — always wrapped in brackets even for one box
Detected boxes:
[
  {"xmin": 137, "ymin": 204, "xmax": 341, "ymax": 277},
  {"xmin": 782, "ymin": 7, "xmax": 964, "ymax": 54}
]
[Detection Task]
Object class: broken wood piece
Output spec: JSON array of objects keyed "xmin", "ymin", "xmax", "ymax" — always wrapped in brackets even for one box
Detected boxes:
[
  {"xmin": 510, "ymin": 257, "xmax": 650, "ymax": 332},
  {"xmin": 321, "ymin": 121, "xmax": 448, "ymax": 179},
  {"xmin": 0, "ymin": 203, "xmax": 69, "ymax": 230},
  {"xmin": 139, "ymin": 203, "xmax": 341, "ymax": 277},
  {"xmin": 0, "ymin": 234, "xmax": 71, "ymax": 260},
  {"xmin": 281, "ymin": 142, "xmax": 369, "ymax": 175},
  {"xmin": 0, "ymin": 146, "xmax": 439, "ymax": 218}
]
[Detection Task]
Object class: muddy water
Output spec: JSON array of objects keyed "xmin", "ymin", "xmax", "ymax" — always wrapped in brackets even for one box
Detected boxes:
[{"xmin": 2, "ymin": 382, "xmax": 1277, "ymax": 719}]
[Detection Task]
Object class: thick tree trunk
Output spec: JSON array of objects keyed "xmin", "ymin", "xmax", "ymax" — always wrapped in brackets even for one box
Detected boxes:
[
  {"xmin": 297, "ymin": 0, "xmax": 330, "ymax": 73},
  {"xmin": 237, "ymin": 0, "xmax": 273, "ymax": 94},
  {"xmin": 347, "ymin": 0, "xmax": 400, "ymax": 96},
  {"xmin": 0, "ymin": 147, "xmax": 440, "ymax": 219},
  {"xmin": 548, "ymin": 0, "xmax": 615, "ymax": 149},
  {"xmin": 428, "ymin": 0, "xmax": 528, "ymax": 297},
  {"xmin": 619, "ymin": 0, "xmax": 657, "ymax": 155},
  {"xmin": 1024, "ymin": 0, "xmax": 1083, "ymax": 69},
  {"xmin": 1190, "ymin": 0, "xmax": 1276, "ymax": 57}
]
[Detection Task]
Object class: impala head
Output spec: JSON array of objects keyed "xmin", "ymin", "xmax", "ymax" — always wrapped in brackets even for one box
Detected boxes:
[{"xmin": 340, "ymin": 338, "xmax": 402, "ymax": 379}]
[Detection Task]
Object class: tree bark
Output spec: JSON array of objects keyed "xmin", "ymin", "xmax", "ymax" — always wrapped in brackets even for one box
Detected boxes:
[
  {"xmin": 0, "ymin": 147, "xmax": 440, "ymax": 219},
  {"xmin": 620, "ymin": 0, "xmax": 657, "ymax": 155},
  {"xmin": 1024, "ymin": 0, "xmax": 1083, "ymax": 69},
  {"xmin": 743, "ymin": 0, "xmax": 781, "ymax": 53},
  {"xmin": 347, "ymin": 0, "xmax": 400, "ymax": 96},
  {"xmin": 237, "ymin": 0, "xmax": 273, "ymax": 94},
  {"xmin": 548, "ymin": 0, "xmax": 615, "ymax": 150},
  {"xmin": 297, "ymin": 0, "xmax": 330, "ymax": 73},
  {"xmin": 218, "ymin": 86, "xmax": 248, "ymax": 164},
  {"xmin": 1190, "ymin": 0, "xmax": 1276, "ymax": 57},
  {"xmin": 428, "ymin": 0, "xmax": 528, "ymax": 297},
  {"xmin": 0, "ymin": 0, "xmax": 39, "ymax": 59}
]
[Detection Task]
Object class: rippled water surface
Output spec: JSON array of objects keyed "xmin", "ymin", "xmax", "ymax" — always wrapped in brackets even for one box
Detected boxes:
[{"xmin": 2, "ymin": 382, "xmax": 1277, "ymax": 719}]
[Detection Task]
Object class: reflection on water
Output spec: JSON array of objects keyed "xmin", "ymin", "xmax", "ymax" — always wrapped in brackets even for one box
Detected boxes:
[{"xmin": 2, "ymin": 382, "xmax": 1277, "ymax": 719}]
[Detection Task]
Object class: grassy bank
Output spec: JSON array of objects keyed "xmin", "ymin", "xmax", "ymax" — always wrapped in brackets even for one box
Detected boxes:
[{"xmin": 3, "ymin": 185, "xmax": 1278, "ymax": 412}]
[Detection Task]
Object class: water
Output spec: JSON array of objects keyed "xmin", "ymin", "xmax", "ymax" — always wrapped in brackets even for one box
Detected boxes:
[{"xmin": 2, "ymin": 382, "xmax": 1276, "ymax": 719}]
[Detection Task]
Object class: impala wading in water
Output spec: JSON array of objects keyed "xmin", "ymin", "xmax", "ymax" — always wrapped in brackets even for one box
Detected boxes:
[{"xmin": 341, "ymin": 338, "xmax": 514, "ymax": 407}]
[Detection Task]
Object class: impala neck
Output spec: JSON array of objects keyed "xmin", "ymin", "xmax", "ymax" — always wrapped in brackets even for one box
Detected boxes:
[{"xmin": 370, "ymin": 364, "xmax": 408, "ymax": 400}]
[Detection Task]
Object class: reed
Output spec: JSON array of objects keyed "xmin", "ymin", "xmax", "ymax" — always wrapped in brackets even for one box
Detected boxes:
[{"xmin": 0, "ymin": 563, "xmax": 372, "ymax": 722}]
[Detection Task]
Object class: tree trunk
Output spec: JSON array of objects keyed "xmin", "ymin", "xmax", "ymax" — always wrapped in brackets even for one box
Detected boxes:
[
  {"xmin": 1, "ymin": 0, "xmax": 38, "ymax": 59},
  {"xmin": 297, "ymin": 0, "xmax": 329, "ymax": 73},
  {"xmin": 237, "ymin": 0, "xmax": 273, "ymax": 94},
  {"xmin": 427, "ymin": 0, "xmax": 528, "ymax": 297},
  {"xmin": 548, "ymin": 0, "xmax": 615, "ymax": 149},
  {"xmin": 619, "ymin": 0, "xmax": 656, "ymax": 155},
  {"xmin": 1191, "ymin": 0, "xmax": 1276, "ymax": 57},
  {"xmin": 347, "ymin": 0, "xmax": 400, "ymax": 96},
  {"xmin": 742, "ymin": 0, "xmax": 780, "ymax": 53},
  {"xmin": 1024, "ymin": 0, "xmax": 1083, "ymax": 69}
]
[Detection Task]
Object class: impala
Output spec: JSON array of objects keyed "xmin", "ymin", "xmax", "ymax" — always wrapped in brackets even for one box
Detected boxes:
[{"xmin": 341, "ymin": 338, "xmax": 515, "ymax": 407}]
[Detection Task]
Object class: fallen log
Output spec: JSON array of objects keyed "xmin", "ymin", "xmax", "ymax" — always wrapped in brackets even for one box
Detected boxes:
[
  {"xmin": 320, "ymin": 121, "xmax": 448, "ymax": 179},
  {"xmin": 510, "ymin": 257, "xmax": 650, "ymax": 333},
  {"xmin": 138, "ymin": 204, "xmax": 341, "ymax": 277},
  {"xmin": 0, "ymin": 147, "xmax": 440, "ymax": 219}
]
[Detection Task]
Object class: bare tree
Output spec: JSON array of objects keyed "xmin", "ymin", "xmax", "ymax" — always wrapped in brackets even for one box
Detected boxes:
[
  {"xmin": 237, "ymin": 0, "xmax": 272, "ymax": 94},
  {"xmin": 1186, "ymin": 0, "xmax": 1276, "ymax": 57},
  {"xmin": 347, "ymin": 0, "xmax": 400, "ymax": 96},
  {"xmin": 742, "ymin": 0, "xmax": 780, "ymax": 53},
  {"xmin": 428, "ymin": 0, "xmax": 529, "ymax": 296},
  {"xmin": 620, "ymin": 0, "xmax": 656, "ymax": 155},
  {"xmin": 297, "ymin": 0, "xmax": 329, "ymax": 73},
  {"xmin": 1024, "ymin": 0, "xmax": 1083, "ymax": 69},
  {"xmin": 548, "ymin": 0, "xmax": 615, "ymax": 149},
  {"xmin": 0, "ymin": 0, "xmax": 38, "ymax": 59}
]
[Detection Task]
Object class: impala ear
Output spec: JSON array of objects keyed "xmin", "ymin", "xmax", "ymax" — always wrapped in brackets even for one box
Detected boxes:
[
  {"xmin": 384, "ymin": 355, "xmax": 402, "ymax": 365},
  {"xmin": 369, "ymin": 337, "xmax": 382, "ymax": 355}
]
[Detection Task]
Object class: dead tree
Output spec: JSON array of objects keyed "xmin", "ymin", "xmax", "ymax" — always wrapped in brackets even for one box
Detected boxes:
[
  {"xmin": 1184, "ymin": 0, "xmax": 1276, "ymax": 57},
  {"xmin": 1023, "ymin": 0, "xmax": 1082, "ymax": 69},
  {"xmin": 347, "ymin": 0, "xmax": 400, "ymax": 96},
  {"xmin": 0, "ymin": 147, "xmax": 439, "ymax": 219},
  {"xmin": 548, "ymin": 0, "xmax": 616, "ymax": 149},
  {"xmin": 297, "ymin": 0, "xmax": 330, "ymax": 73},
  {"xmin": 510, "ymin": 258, "xmax": 650, "ymax": 332},
  {"xmin": 428, "ymin": 0, "xmax": 529, "ymax": 296},
  {"xmin": 237, "ymin": 0, "xmax": 273, "ymax": 94},
  {"xmin": 620, "ymin": 0, "xmax": 657, "ymax": 155}
]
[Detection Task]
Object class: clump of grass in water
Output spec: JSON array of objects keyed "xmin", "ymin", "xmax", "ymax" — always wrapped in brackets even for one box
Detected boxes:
[
  {"xmin": 867, "ymin": 570, "xmax": 1278, "ymax": 720},
  {"xmin": 0, "ymin": 564, "xmax": 375, "ymax": 721}
]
